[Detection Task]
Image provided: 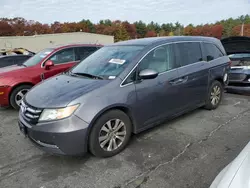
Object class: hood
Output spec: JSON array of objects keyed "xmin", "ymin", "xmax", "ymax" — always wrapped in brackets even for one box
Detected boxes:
[
  {"xmin": 221, "ymin": 36, "xmax": 250, "ymax": 55},
  {"xmin": 25, "ymin": 74, "xmax": 110, "ymax": 108},
  {"xmin": 0, "ymin": 65, "xmax": 24, "ymax": 74},
  {"xmin": 210, "ymin": 142, "xmax": 250, "ymax": 188}
]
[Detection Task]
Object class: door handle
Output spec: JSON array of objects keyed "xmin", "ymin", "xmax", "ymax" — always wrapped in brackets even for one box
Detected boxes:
[{"xmin": 169, "ymin": 76, "xmax": 188, "ymax": 85}]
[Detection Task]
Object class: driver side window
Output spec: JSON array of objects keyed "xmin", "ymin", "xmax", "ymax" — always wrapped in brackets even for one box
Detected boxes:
[
  {"xmin": 48, "ymin": 48, "xmax": 75, "ymax": 65},
  {"xmin": 138, "ymin": 44, "xmax": 176, "ymax": 73}
]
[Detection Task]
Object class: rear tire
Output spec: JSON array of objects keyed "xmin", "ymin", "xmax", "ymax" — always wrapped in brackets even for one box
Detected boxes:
[
  {"xmin": 89, "ymin": 110, "xmax": 132, "ymax": 158},
  {"xmin": 10, "ymin": 85, "xmax": 32, "ymax": 110},
  {"xmin": 204, "ymin": 80, "xmax": 223, "ymax": 110}
]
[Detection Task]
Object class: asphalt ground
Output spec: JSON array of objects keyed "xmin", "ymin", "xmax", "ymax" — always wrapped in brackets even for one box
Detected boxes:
[{"xmin": 0, "ymin": 93, "xmax": 250, "ymax": 188}]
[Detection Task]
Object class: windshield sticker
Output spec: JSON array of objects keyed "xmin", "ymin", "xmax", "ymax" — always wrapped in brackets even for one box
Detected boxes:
[
  {"xmin": 108, "ymin": 76, "xmax": 116, "ymax": 79},
  {"xmin": 109, "ymin": 58, "xmax": 126, "ymax": 65}
]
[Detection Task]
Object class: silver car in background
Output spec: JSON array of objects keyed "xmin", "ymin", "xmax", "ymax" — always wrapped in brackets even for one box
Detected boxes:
[{"xmin": 210, "ymin": 141, "xmax": 250, "ymax": 188}]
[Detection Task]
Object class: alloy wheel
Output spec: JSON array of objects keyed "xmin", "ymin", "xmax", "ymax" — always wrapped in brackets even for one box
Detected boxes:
[
  {"xmin": 99, "ymin": 119, "xmax": 127, "ymax": 152},
  {"xmin": 15, "ymin": 89, "xmax": 29, "ymax": 106},
  {"xmin": 210, "ymin": 85, "xmax": 221, "ymax": 106}
]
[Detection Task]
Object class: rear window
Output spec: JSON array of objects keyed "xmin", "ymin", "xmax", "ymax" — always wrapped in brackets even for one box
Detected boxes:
[
  {"xmin": 175, "ymin": 42, "xmax": 203, "ymax": 66},
  {"xmin": 0, "ymin": 57, "xmax": 15, "ymax": 68},
  {"xmin": 14, "ymin": 56, "xmax": 31, "ymax": 64},
  {"xmin": 203, "ymin": 43, "xmax": 223, "ymax": 61}
]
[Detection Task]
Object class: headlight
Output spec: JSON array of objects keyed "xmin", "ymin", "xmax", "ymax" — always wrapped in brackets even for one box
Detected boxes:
[{"xmin": 39, "ymin": 104, "xmax": 79, "ymax": 122}]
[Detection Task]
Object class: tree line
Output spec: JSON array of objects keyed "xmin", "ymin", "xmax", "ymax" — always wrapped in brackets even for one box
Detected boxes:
[{"xmin": 0, "ymin": 15, "xmax": 250, "ymax": 42}]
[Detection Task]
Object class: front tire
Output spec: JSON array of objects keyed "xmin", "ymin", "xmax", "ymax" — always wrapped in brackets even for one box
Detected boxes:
[
  {"xmin": 10, "ymin": 85, "xmax": 32, "ymax": 110},
  {"xmin": 204, "ymin": 80, "xmax": 223, "ymax": 110},
  {"xmin": 89, "ymin": 110, "xmax": 132, "ymax": 158}
]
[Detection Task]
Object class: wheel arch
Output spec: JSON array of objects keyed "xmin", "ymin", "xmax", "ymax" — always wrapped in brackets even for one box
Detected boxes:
[
  {"xmin": 85, "ymin": 104, "xmax": 137, "ymax": 149},
  {"xmin": 89, "ymin": 104, "xmax": 137, "ymax": 132},
  {"xmin": 9, "ymin": 82, "xmax": 34, "ymax": 103},
  {"xmin": 214, "ymin": 76, "xmax": 224, "ymax": 87}
]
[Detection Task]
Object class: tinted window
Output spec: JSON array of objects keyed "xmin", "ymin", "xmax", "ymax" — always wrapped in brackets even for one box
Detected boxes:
[
  {"xmin": 71, "ymin": 46, "xmax": 144, "ymax": 79},
  {"xmin": 75, "ymin": 47, "xmax": 99, "ymax": 61},
  {"xmin": 175, "ymin": 42, "xmax": 202, "ymax": 66},
  {"xmin": 49, "ymin": 48, "xmax": 75, "ymax": 64},
  {"xmin": 139, "ymin": 44, "xmax": 177, "ymax": 73},
  {"xmin": 14, "ymin": 56, "xmax": 31, "ymax": 65},
  {"xmin": 203, "ymin": 43, "xmax": 223, "ymax": 61},
  {"xmin": 0, "ymin": 57, "xmax": 15, "ymax": 68},
  {"xmin": 23, "ymin": 48, "xmax": 54, "ymax": 67}
]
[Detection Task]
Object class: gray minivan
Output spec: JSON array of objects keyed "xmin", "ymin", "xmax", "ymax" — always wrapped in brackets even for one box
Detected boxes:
[{"xmin": 18, "ymin": 36, "xmax": 231, "ymax": 158}]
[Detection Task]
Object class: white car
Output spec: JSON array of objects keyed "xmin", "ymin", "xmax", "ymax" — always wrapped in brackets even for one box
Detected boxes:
[{"xmin": 210, "ymin": 141, "xmax": 250, "ymax": 188}]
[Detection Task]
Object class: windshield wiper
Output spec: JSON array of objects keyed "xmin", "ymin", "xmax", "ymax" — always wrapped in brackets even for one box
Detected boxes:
[{"xmin": 70, "ymin": 72, "xmax": 104, "ymax": 80}]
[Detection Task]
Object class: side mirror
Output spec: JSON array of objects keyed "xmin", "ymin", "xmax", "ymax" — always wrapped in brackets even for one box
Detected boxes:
[
  {"xmin": 44, "ymin": 60, "xmax": 54, "ymax": 70},
  {"xmin": 139, "ymin": 69, "xmax": 158, "ymax": 80}
]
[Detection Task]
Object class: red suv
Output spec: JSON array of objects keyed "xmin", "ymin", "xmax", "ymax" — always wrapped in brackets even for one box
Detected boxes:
[{"xmin": 0, "ymin": 44, "xmax": 102, "ymax": 109}]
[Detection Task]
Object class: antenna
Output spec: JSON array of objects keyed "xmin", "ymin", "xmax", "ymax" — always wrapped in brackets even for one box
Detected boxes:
[{"xmin": 95, "ymin": 40, "xmax": 100, "ymax": 45}]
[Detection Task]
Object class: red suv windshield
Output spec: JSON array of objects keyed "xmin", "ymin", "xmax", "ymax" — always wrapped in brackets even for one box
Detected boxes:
[{"xmin": 23, "ymin": 48, "xmax": 54, "ymax": 67}]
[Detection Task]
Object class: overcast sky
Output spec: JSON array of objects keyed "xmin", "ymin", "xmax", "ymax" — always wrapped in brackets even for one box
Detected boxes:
[{"xmin": 1, "ymin": 0, "xmax": 250, "ymax": 26}]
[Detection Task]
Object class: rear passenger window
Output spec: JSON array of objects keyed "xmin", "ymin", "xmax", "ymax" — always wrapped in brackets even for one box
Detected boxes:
[
  {"xmin": 175, "ymin": 42, "xmax": 203, "ymax": 66},
  {"xmin": 203, "ymin": 43, "xmax": 223, "ymax": 61}
]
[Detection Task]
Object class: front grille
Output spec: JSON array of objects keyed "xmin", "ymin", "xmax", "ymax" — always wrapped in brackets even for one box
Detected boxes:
[
  {"xmin": 20, "ymin": 101, "xmax": 42, "ymax": 124},
  {"xmin": 229, "ymin": 73, "xmax": 246, "ymax": 82}
]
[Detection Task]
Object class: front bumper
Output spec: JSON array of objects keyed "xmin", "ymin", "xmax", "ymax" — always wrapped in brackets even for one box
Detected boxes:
[
  {"xmin": 18, "ymin": 112, "xmax": 90, "ymax": 156},
  {"xmin": 0, "ymin": 86, "xmax": 11, "ymax": 107},
  {"xmin": 226, "ymin": 85, "xmax": 250, "ymax": 94}
]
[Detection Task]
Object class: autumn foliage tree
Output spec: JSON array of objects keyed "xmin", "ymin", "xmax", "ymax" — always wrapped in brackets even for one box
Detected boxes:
[
  {"xmin": 0, "ymin": 14, "xmax": 250, "ymax": 41},
  {"xmin": 122, "ymin": 21, "xmax": 136, "ymax": 39},
  {"xmin": 145, "ymin": 30, "xmax": 157, "ymax": 37},
  {"xmin": 232, "ymin": 24, "xmax": 250, "ymax": 36},
  {"xmin": 0, "ymin": 21, "xmax": 14, "ymax": 36}
]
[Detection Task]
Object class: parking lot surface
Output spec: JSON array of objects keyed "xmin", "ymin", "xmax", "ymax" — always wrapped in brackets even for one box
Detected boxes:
[{"xmin": 0, "ymin": 93, "xmax": 250, "ymax": 188}]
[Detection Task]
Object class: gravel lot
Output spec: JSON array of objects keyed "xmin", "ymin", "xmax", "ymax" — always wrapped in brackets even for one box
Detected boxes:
[{"xmin": 0, "ymin": 93, "xmax": 250, "ymax": 188}]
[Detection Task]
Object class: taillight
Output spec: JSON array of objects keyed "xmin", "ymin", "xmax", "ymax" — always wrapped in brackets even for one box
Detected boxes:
[{"xmin": 228, "ymin": 61, "xmax": 232, "ymax": 67}]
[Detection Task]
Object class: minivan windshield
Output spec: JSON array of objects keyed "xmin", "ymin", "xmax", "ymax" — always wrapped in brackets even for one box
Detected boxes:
[
  {"xmin": 23, "ymin": 48, "xmax": 54, "ymax": 67},
  {"xmin": 71, "ymin": 45, "xmax": 144, "ymax": 79}
]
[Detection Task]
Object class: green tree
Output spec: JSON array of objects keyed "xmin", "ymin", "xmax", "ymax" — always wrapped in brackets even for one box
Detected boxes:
[
  {"xmin": 80, "ymin": 19, "xmax": 95, "ymax": 33},
  {"xmin": 147, "ymin": 21, "xmax": 161, "ymax": 34},
  {"xmin": 134, "ymin": 20, "xmax": 147, "ymax": 38},
  {"xmin": 115, "ymin": 24, "xmax": 129, "ymax": 42},
  {"xmin": 161, "ymin": 23, "xmax": 174, "ymax": 33},
  {"xmin": 99, "ymin": 19, "xmax": 112, "ymax": 26},
  {"xmin": 168, "ymin": 31, "xmax": 174, "ymax": 36}
]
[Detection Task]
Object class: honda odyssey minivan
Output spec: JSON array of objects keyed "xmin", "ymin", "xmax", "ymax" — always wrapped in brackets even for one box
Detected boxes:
[{"xmin": 18, "ymin": 36, "xmax": 231, "ymax": 158}]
